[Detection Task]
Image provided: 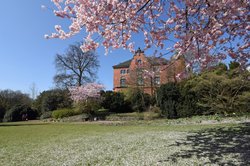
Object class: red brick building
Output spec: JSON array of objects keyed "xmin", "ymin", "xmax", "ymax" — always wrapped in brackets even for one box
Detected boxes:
[{"xmin": 113, "ymin": 48, "xmax": 186, "ymax": 95}]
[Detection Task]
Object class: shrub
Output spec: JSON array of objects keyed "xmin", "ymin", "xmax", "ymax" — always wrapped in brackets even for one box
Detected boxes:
[
  {"xmin": 97, "ymin": 108, "xmax": 109, "ymax": 112},
  {"xmin": 157, "ymin": 83, "xmax": 180, "ymax": 118},
  {"xmin": 0, "ymin": 89, "xmax": 33, "ymax": 121},
  {"xmin": 190, "ymin": 72, "xmax": 250, "ymax": 115},
  {"xmin": 3, "ymin": 105, "xmax": 38, "ymax": 122},
  {"xmin": 126, "ymin": 88, "xmax": 150, "ymax": 112},
  {"xmin": 177, "ymin": 81, "xmax": 201, "ymax": 117},
  {"xmin": 34, "ymin": 89, "xmax": 72, "ymax": 113},
  {"xmin": 92, "ymin": 108, "xmax": 110, "ymax": 120},
  {"xmin": 101, "ymin": 91, "xmax": 131, "ymax": 113},
  {"xmin": 147, "ymin": 106, "xmax": 161, "ymax": 114},
  {"xmin": 75, "ymin": 99, "xmax": 101, "ymax": 115},
  {"xmin": 229, "ymin": 61, "xmax": 240, "ymax": 70},
  {"xmin": 52, "ymin": 108, "xmax": 78, "ymax": 119},
  {"xmin": 40, "ymin": 111, "xmax": 52, "ymax": 119},
  {"xmin": 0, "ymin": 106, "xmax": 6, "ymax": 122},
  {"xmin": 143, "ymin": 111, "xmax": 161, "ymax": 120}
]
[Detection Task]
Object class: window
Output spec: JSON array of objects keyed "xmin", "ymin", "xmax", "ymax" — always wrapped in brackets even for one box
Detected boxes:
[
  {"xmin": 154, "ymin": 76, "xmax": 160, "ymax": 85},
  {"xmin": 136, "ymin": 68, "xmax": 143, "ymax": 75},
  {"xmin": 120, "ymin": 77, "xmax": 126, "ymax": 87},
  {"xmin": 137, "ymin": 77, "xmax": 144, "ymax": 86},
  {"xmin": 153, "ymin": 66, "xmax": 160, "ymax": 72},
  {"xmin": 137, "ymin": 59, "xmax": 142, "ymax": 65},
  {"xmin": 120, "ymin": 69, "xmax": 126, "ymax": 75}
]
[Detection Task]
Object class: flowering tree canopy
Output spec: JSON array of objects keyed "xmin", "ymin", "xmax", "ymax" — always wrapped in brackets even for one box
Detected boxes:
[
  {"xmin": 46, "ymin": 0, "xmax": 249, "ymax": 68},
  {"xmin": 69, "ymin": 83, "xmax": 104, "ymax": 102}
]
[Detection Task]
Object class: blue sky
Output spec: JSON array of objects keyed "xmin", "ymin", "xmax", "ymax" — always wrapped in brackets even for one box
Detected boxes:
[
  {"xmin": 1, "ymin": 1, "xmax": 241, "ymax": 96},
  {"xmin": 0, "ymin": 0, "xmax": 152, "ymax": 95}
]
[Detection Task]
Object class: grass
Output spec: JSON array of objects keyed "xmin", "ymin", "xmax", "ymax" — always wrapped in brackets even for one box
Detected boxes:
[{"xmin": 0, "ymin": 120, "xmax": 249, "ymax": 165}]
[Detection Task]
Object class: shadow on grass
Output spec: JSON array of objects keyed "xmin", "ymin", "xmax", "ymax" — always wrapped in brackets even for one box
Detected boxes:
[
  {"xmin": 0, "ymin": 122, "xmax": 49, "ymax": 127},
  {"xmin": 163, "ymin": 123, "xmax": 250, "ymax": 165}
]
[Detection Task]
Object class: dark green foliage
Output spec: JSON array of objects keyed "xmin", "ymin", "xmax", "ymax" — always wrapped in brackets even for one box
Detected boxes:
[
  {"xmin": 34, "ymin": 89, "xmax": 72, "ymax": 114},
  {"xmin": 0, "ymin": 106, "xmax": 6, "ymax": 122},
  {"xmin": 101, "ymin": 91, "xmax": 131, "ymax": 113},
  {"xmin": 128, "ymin": 88, "xmax": 151, "ymax": 112},
  {"xmin": 229, "ymin": 61, "xmax": 240, "ymax": 70},
  {"xmin": 0, "ymin": 90, "xmax": 32, "ymax": 111},
  {"xmin": 156, "ymin": 63, "xmax": 249, "ymax": 118},
  {"xmin": 0, "ymin": 90, "xmax": 36, "ymax": 122},
  {"xmin": 157, "ymin": 83, "xmax": 180, "ymax": 118},
  {"xmin": 177, "ymin": 81, "xmax": 201, "ymax": 117},
  {"xmin": 236, "ymin": 91, "xmax": 250, "ymax": 113},
  {"xmin": 185, "ymin": 67, "xmax": 250, "ymax": 115},
  {"xmin": 3, "ymin": 105, "xmax": 38, "ymax": 122},
  {"xmin": 75, "ymin": 99, "xmax": 101, "ymax": 115},
  {"xmin": 83, "ymin": 100, "xmax": 101, "ymax": 114},
  {"xmin": 93, "ymin": 109, "xmax": 110, "ymax": 120},
  {"xmin": 214, "ymin": 63, "xmax": 228, "ymax": 75}
]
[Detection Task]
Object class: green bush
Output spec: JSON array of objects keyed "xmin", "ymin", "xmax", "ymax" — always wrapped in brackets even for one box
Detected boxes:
[
  {"xmin": 143, "ymin": 111, "xmax": 161, "ymax": 120},
  {"xmin": 190, "ymin": 71, "xmax": 250, "ymax": 115},
  {"xmin": 147, "ymin": 106, "xmax": 161, "ymax": 114},
  {"xmin": 229, "ymin": 61, "xmax": 240, "ymax": 70},
  {"xmin": 52, "ymin": 108, "xmax": 78, "ymax": 119},
  {"xmin": 75, "ymin": 99, "xmax": 101, "ymax": 115},
  {"xmin": 157, "ymin": 83, "xmax": 180, "ymax": 118},
  {"xmin": 126, "ymin": 88, "xmax": 151, "ymax": 112},
  {"xmin": 0, "ymin": 106, "xmax": 6, "ymax": 122},
  {"xmin": 91, "ymin": 108, "xmax": 110, "ymax": 120},
  {"xmin": 97, "ymin": 108, "xmax": 109, "ymax": 112},
  {"xmin": 177, "ymin": 81, "xmax": 201, "ymax": 117},
  {"xmin": 0, "ymin": 89, "xmax": 33, "ymax": 121},
  {"xmin": 40, "ymin": 111, "xmax": 52, "ymax": 119},
  {"xmin": 3, "ymin": 105, "xmax": 38, "ymax": 122},
  {"xmin": 101, "ymin": 91, "xmax": 131, "ymax": 113},
  {"xmin": 34, "ymin": 89, "xmax": 72, "ymax": 113},
  {"xmin": 143, "ymin": 112, "xmax": 161, "ymax": 120}
]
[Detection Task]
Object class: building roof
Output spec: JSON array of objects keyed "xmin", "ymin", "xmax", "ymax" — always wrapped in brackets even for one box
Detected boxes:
[
  {"xmin": 113, "ymin": 56, "xmax": 169, "ymax": 69},
  {"xmin": 147, "ymin": 57, "xmax": 169, "ymax": 65},
  {"xmin": 113, "ymin": 59, "xmax": 132, "ymax": 69}
]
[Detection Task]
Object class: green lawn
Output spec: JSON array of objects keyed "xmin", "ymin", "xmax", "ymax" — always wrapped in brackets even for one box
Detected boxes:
[{"xmin": 0, "ymin": 121, "xmax": 249, "ymax": 166}]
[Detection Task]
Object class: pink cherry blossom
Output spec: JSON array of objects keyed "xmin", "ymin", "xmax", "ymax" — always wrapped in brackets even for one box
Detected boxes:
[
  {"xmin": 69, "ymin": 83, "xmax": 104, "ymax": 102},
  {"xmin": 46, "ymin": 0, "xmax": 250, "ymax": 69}
]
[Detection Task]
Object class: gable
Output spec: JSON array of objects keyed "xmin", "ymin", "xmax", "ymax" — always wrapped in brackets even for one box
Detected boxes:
[{"xmin": 113, "ymin": 59, "xmax": 132, "ymax": 69}]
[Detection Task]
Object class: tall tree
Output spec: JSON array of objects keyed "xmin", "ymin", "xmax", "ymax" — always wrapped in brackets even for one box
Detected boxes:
[
  {"xmin": 46, "ymin": 0, "xmax": 249, "ymax": 70},
  {"xmin": 54, "ymin": 43, "xmax": 100, "ymax": 88},
  {"xmin": 29, "ymin": 82, "xmax": 38, "ymax": 100},
  {"xmin": 0, "ymin": 90, "xmax": 33, "ymax": 121}
]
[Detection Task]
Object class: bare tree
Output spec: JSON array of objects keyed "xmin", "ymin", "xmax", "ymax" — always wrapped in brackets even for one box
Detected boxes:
[
  {"xmin": 29, "ymin": 82, "xmax": 38, "ymax": 100},
  {"xmin": 54, "ymin": 42, "xmax": 99, "ymax": 88}
]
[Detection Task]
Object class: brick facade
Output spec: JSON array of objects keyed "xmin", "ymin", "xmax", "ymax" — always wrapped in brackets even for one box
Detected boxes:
[{"xmin": 113, "ymin": 48, "xmax": 186, "ymax": 95}]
